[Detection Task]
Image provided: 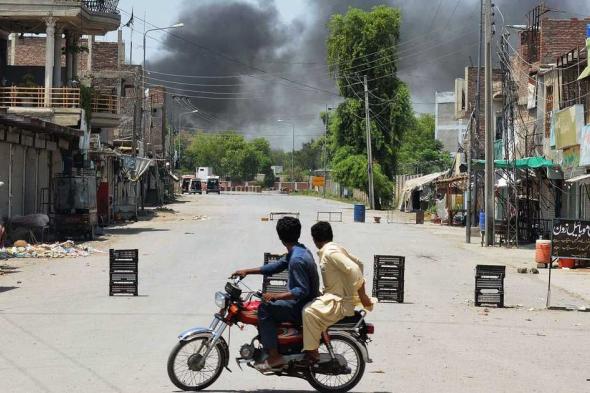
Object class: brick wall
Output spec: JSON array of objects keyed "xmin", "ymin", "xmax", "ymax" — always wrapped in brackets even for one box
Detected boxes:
[
  {"xmin": 464, "ymin": 66, "xmax": 503, "ymax": 155},
  {"xmin": 8, "ymin": 36, "xmax": 121, "ymax": 72},
  {"xmin": 9, "ymin": 36, "xmax": 45, "ymax": 66},
  {"xmin": 90, "ymin": 41, "xmax": 120, "ymax": 71},
  {"xmin": 540, "ymin": 18, "xmax": 590, "ymax": 65}
]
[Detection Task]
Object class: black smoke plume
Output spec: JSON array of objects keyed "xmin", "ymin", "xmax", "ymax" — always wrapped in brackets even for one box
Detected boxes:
[{"xmin": 152, "ymin": 0, "xmax": 590, "ymax": 150}]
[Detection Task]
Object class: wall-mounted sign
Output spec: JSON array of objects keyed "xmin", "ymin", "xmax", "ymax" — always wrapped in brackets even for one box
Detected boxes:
[
  {"xmin": 555, "ymin": 104, "xmax": 584, "ymax": 149},
  {"xmin": 552, "ymin": 220, "xmax": 590, "ymax": 260},
  {"xmin": 562, "ymin": 145, "xmax": 580, "ymax": 174},
  {"xmin": 579, "ymin": 125, "xmax": 590, "ymax": 166},
  {"xmin": 312, "ymin": 176, "xmax": 325, "ymax": 187}
]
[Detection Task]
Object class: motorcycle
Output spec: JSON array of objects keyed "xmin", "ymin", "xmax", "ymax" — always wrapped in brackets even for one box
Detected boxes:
[{"xmin": 167, "ymin": 277, "xmax": 375, "ymax": 392}]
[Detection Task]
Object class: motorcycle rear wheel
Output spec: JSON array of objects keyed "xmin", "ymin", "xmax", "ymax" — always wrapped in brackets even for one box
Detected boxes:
[
  {"xmin": 305, "ymin": 335, "xmax": 365, "ymax": 393},
  {"xmin": 167, "ymin": 336, "xmax": 225, "ymax": 391}
]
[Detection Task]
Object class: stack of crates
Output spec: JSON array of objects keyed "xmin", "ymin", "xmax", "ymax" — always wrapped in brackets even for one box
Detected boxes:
[
  {"xmin": 109, "ymin": 249, "xmax": 139, "ymax": 296},
  {"xmin": 262, "ymin": 253, "xmax": 289, "ymax": 294},
  {"xmin": 372, "ymin": 255, "xmax": 405, "ymax": 303},
  {"xmin": 474, "ymin": 265, "xmax": 505, "ymax": 307}
]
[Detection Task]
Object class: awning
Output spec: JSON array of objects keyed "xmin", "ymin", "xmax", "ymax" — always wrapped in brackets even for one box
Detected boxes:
[
  {"xmin": 565, "ymin": 173, "xmax": 590, "ymax": 183},
  {"xmin": 134, "ymin": 158, "xmax": 152, "ymax": 180},
  {"xmin": 473, "ymin": 157, "xmax": 555, "ymax": 169},
  {"xmin": 397, "ymin": 171, "xmax": 448, "ymax": 210}
]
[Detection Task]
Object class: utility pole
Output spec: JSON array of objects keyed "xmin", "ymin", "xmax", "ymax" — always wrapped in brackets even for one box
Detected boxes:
[
  {"xmin": 467, "ymin": 0, "xmax": 484, "ymax": 243},
  {"xmin": 363, "ymin": 75, "xmax": 375, "ymax": 210},
  {"xmin": 484, "ymin": 0, "xmax": 494, "ymax": 246},
  {"xmin": 323, "ymin": 104, "xmax": 329, "ymax": 198}
]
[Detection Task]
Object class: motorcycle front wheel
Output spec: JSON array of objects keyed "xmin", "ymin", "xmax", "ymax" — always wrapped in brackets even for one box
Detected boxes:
[
  {"xmin": 306, "ymin": 335, "xmax": 366, "ymax": 393},
  {"xmin": 167, "ymin": 335, "xmax": 225, "ymax": 391}
]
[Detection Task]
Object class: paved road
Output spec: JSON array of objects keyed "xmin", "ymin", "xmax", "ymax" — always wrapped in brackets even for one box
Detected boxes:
[{"xmin": 0, "ymin": 193, "xmax": 588, "ymax": 393}]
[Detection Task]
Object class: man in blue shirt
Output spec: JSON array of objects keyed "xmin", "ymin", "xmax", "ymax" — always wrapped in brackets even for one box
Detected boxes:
[{"xmin": 232, "ymin": 217, "xmax": 319, "ymax": 369}]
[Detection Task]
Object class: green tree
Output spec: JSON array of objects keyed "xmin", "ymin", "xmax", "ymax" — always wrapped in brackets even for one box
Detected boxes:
[
  {"xmin": 326, "ymin": 6, "xmax": 414, "ymax": 207},
  {"xmin": 398, "ymin": 114, "xmax": 452, "ymax": 175},
  {"xmin": 182, "ymin": 132, "xmax": 274, "ymax": 182}
]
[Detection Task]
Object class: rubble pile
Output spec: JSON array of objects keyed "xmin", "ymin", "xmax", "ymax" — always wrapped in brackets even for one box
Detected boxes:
[{"xmin": 0, "ymin": 241, "xmax": 103, "ymax": 259}]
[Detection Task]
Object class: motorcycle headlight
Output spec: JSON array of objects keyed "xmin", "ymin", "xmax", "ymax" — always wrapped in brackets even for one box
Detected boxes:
[{"xmin": 215, "ymin": 291, "xmax": 228, "ymax": 308}]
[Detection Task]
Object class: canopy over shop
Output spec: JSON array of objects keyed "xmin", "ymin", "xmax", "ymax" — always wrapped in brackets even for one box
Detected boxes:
[
  {"xmin": 397, "ymin": 171, "xmax": 448, "ymax": 211},
  {"xmin": 434, "ymin": 174, "xmax": 468, "ymax": 225}
]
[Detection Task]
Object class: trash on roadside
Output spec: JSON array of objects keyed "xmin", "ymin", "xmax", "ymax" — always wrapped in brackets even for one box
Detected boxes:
[
  {"xmin": 192, "ymin": 215, "xmax": 209, "ymax": 221},
  {"xmin": 530, "ymin": 267, "xmax": 539, "ymax": 274},
  {"xmin": 517, "ymin": 267, "xmax": 528, "ymax": 274},
  {"xmin": 0, "ymin": 240, "xmax": 104, "ymax": 259}
]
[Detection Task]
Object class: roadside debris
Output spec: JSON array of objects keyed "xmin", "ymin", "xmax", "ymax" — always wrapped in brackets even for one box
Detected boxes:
[
  {"xmin": 192, "ymin": 215, "xmax": 209, "ymax": 221},
  {"xmin": 0, "ymin": 240, "xmax": 104, "ymax": 259}
]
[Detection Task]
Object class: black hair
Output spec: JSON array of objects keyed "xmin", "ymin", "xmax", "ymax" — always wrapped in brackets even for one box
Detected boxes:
[
  {"xmin": 276, "ymin": 216, "xmax": 301, "ymax": 244},
  {"xmin": 311, "ymin": 221, "xmax": 333, "ymax": 243}
]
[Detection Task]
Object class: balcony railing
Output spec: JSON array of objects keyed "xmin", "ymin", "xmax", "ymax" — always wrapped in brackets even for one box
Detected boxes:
[
  {"xmin": 0, "ymin": 87, "xmax": 119, "ymax": 115},
  {"xmin": 82, "ymin": 0, "xmax": 120, "ymax": 15},
  {"xmin": 91, "ymin": 94, "xmax": 118, "ymax": 114}
]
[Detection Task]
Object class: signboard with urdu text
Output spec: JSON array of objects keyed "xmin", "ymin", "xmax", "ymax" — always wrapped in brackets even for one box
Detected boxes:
[{"xmin": 552, "ymin": 220, "xmax": 590, "ymax": 260}]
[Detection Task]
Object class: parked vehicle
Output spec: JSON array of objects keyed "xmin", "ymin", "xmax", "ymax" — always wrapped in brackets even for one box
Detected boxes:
[
  {"xmin": 190, "ymin": 179, "xmax": 202, "ymax": 194},
  {"xmin": 181, "ymin": 175, "xmax": 195, "ymax": 194},
  {"xmin": 167, "ymin": 277, "xmax": 373, "ymax": 392},
  {"xmin": 206, "ymin": 177, "xmax": 220, "ymax": 194}
]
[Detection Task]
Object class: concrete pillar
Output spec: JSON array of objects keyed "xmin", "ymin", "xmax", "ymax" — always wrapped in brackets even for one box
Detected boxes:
[
  {"xmin": 44, "ymin": 17, "xmax": 56, "ymax": 107},
  {"xmin": 53, "ymin": 27, "xmax": 62, "ymax": 87},
  {"xmin": 9, "ymin": 33, "xmax": 15, "ymax": 65},
  {"xmin": 65, "ymin": 32, "xmax": 73, "ymax": 83},
  {"xmin": 117, "ymin": 29, "xmax": 124, "ymax": 68},
  {"xmin": 72, "ymin": 34, "xmax": 79, "ymax": 80},
  {"xmin": 87, "ymin": 35, "xmax": 94, "ymax": 72}
]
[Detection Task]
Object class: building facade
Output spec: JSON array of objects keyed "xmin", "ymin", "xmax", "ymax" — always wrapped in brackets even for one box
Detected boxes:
[{"xmin": 434, "ymin": 91, "xmax": 467, "ymax": 155}]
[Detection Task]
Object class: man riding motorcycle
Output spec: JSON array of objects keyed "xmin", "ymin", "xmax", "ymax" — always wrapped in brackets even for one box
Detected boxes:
[
  {"xmin": 303, "ymin": 221, "xmax": 375, "ymax": 363},
  {"xmin": 232, "ymin": 216, "xmax": 319, "ymax": 370}
]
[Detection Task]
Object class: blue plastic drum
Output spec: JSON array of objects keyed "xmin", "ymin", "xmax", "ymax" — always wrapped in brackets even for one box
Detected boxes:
[
  {"xmin": 354, "ymin": 204, "xmax": 366, "ymax": 223},
  {"xmin": 479, "ymin": 210, "xmax": 486, "ymax": 232}
]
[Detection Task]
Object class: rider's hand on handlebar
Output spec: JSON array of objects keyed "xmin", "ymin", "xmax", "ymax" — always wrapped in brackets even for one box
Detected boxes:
[
  {"xmin": 231, "ymin": 269, "xmax": 248, "ymax": 279},
  {"xmin": 262, "ymin": 292, "xmax": 276, "ymax": 302}
]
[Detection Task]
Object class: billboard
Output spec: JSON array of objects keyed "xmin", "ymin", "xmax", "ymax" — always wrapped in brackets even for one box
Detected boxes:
[{"xmin": 554, "ymin": 104, "xmax": 584, "ymax": 149}]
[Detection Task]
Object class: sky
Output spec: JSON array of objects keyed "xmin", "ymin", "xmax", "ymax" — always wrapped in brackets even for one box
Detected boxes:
[{"xmin": 103, "ymin": 0, "xmax": 590, "ymax": 150}]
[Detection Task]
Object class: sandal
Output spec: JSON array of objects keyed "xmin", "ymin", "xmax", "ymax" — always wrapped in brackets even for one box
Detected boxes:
[{"xmin": 253, "ymin": 360, "xmax": 284, "ymax": 372}]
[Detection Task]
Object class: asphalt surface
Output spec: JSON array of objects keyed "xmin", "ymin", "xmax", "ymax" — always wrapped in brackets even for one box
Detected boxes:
[{"xmin": 0, "ymin": 193, "xmax": 588, "ymax": 393}]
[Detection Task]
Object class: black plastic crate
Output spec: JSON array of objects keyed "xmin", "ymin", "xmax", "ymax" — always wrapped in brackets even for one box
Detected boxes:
[
  {"xmin": 109, "ymin": 249, "xmax": 138, "ymax": 296},
  {"xmin": 474, "ymin": 265, "xmax": 505, "ymax": 307},
  {"xmin": 373, "ymin": 255, "xmax": 405, "ymax": 303},
  {"xmin": 262, "ymin": 253, "xmax": 289, "ymax": 293}
]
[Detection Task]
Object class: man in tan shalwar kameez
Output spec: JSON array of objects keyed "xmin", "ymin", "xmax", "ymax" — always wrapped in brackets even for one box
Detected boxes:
[{"xmin": 302, "ymin": 221, "xmax": 374, "ymax": 362}]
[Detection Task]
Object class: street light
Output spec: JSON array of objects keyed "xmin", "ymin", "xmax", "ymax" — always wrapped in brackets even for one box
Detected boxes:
[
  {"xmin": 277, "ymin": 119, "xmax": 295, "ymax": 185},
  {"xmin": 141, "ymin": 22, "xmax": 184, "ymax": 157},
  {"xmin": 323, "ymin": 106, "xmax": 334, "ymax": 198}
]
